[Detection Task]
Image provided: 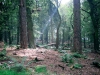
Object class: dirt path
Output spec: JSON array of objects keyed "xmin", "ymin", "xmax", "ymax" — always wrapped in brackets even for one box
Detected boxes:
[{"xmin": 1, "ymin": 47, "xmax": 100, "ymax": 75}]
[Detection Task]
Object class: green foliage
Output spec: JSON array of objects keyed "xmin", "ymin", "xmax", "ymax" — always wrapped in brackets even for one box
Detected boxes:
[
  {"xmin": 72, "ymin": 53, "xmax": 82, "ymax": 58},
  {"xmin": 34, "ymin": 65, "xmax": 47, "ymax": 74},
  {"xmin": 34, "ymin": 65, "xmax": 57, "ymax": 75},
  {"xmin": 62, "ymin": 53, "xmax": 74, "ymax": 64},
  {"xmin": 0, "ymin": 61, "xmax": 31, "ymax": 75},
  {"xmin": 0, "ymin": 63, "xmax": 9, "ymax": 70},
  {"xmin": 11, "ymin": 64, "xmax": 26, "ymax": 72},
  {"xmin": 83, "ymin": 49, "xmax": 91, "ymax": 53},
  {"xmin": 0, "ymin": 49, "xmax": 7, "ymax": 56},
  {"xmin": 0, "ymin": 69, "xmax": 31, "ymax": 75},
  {"xmin": 73, "ymin": 63, "xmax": 83, "ymax": 69},
  {"xmin": 16, "ymin": 45, "xmax": 20, "ymax": 49},
  {"xmin": 72, "ymin": 53, "xmax": 87, "ymax": 59},
  {"xmin": 58, "ymin": 50, "xmax": 65, "ymax": 53},
  {"xmin": 92, "ymin": 62, "xmax": 100, "ymax": 68},
  {"xmin": 0, "ymin": 48, "xmax": 9, "ymax": 61},
  {"xmin": 0, "ymin": 57, "xmax": 31, "ymax": 75}
]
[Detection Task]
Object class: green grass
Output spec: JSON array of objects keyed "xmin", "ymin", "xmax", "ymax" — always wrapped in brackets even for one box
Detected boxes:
[
  {"xmin": 0, "ymin": 69, "xmax": 31, "ymax": 75},
  {"xmin": 0, "ymin": 57, "xmax": 31, "ymax": 75},
  {"xmin": 34, "ymin": 65, "xmax": 47, "ymax": 74}
]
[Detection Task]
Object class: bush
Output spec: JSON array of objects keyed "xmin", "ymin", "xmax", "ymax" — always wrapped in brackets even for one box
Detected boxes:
[
  {"xmin": 0, "ymin": 48, "xmax": 9, "ymax": 61},
  {"xmin": 73, "ymin": 63, "xmax": 83, "ymax": 69},
  {"xmin": 11, "ymin": 64, "xmax": 26, "ymax": 72},
  {"xmin": 34, "ymin": 65, "xmax": 47, "ymax": 74},
  {"xmin": 62, "ymin": 53, "xmax": 74, "ymax": 64},
  {"xmin": 92, "ymin": 62, "xmax": 100, "ymax": 68},
  {"xmin": 72, "ymin": 53, "xmax": 82, "ymax": 58},
  {"xmin": 72, "ymin": 53, "xmax": 87, "ymax": 59},
  {"xmin": 0, "ymin": 62, "xmax": 31, "ymax": 75}
]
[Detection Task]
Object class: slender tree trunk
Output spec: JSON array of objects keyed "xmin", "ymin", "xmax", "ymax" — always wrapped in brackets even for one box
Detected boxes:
[
  {"xmin": 62, "ymin": 29, "xmax": 65, "ymax": 45},
  {"xmin": 83, "ymin": 34, "xmax": 86, "ymax": 48},
  {"xmin": 8, "ymin": 30, "xmax": 12, "ymax": 45},
  {"xmin": 0, "ymin": 31, "xmax": 3, "ymax": 41},
  {"xmin": 4, "ymin": 31, "xmax": 8, "ymax": 44},
  {"xmin": 73, "ymin": 0, "xmax": 82, "ymax": 54},
  {"xmin": 41, "ymin": 34, "xmax": 44, "ymax": 44},
  {"xmin": 17, "ymin": 25, "xmax": 20, "ymax": 45},
  {"xmin": 19, "ymin": 0, "xmax": 28, "ymax": 49},
  {"xmin": 45, "ymin": 28, "xmax": 48, "ymax": 44},
  {"xmin": 51, "ymin": 20, "xmax": 54, "ymax": 43},
  {"xmin": 56, "ymin": 17, "xmax": 61, "ymax": 49}
]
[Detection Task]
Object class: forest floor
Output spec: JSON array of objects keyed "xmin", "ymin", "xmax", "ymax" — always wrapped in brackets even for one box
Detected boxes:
[{"xmin": 0, "ymin": 47, "xmax": 100, "ymax": 75}]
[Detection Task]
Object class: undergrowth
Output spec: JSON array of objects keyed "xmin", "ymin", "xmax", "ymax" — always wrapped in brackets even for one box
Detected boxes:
[
  {"xmin": 62, "ymin": 53, "xmax": 74, "ymax": 64},
  {"xmin": 73, "ymin": 63, "xmax": 83, "ymax": 69},
  {"xmin": 0, "ymin": 63, "xmax": 31, "ymax": 75},
  {"xmin": 61, "ymin": 52, "xmax": 86, "ymax": 69},
  {"xmin": 72, "ymin": 52, "xmax": 87, "ymax": 59},
  {"xmin": 0, "ymin": 44, "xmax": 9, "ymax": 61},
  {"xmin": 0, "ymin": 69, "xmax": 31, "ymax": 75},
  {"xmin": 34, "ymin": 65, "xmax": 57, "ymax": 75}
]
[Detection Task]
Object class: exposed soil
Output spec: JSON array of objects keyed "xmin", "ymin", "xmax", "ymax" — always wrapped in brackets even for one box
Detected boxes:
[{"xmin": 0, "ymin": 47, "xmax": 100, "ymax": 75}]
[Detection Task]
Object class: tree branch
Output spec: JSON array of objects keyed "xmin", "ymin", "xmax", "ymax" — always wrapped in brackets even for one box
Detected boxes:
[{"xmin": 81, "ymin": 8, "xmax": 90, "ymax": 14}]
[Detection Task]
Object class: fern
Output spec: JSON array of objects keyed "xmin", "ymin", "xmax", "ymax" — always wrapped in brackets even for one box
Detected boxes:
[
  {"xmin": 73, "ymin": 63, "xmax": 83, "ymax": 69},
  {"xmin": 62, "ymin": 53, "xmax": 74, "ymax": 64}
]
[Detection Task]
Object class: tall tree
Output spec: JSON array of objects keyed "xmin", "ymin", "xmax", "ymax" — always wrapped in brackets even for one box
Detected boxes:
[
  {"xmin": 19, "ymin": 0, "xmax": 28, "ymax": 48},
  {"xmin": 87, "ymin": 0, "xmax": 99, "ymax": 52},
  {"xmin": 26, "ymin": 0, "xmax": 36, "ymax": 48},
  {"xmin": 73, "ymin": 0, "xmax": 82, "ymax": 53},
  {"xmin": 55, "ymin": 0, "xmax": 61, "ymax": 49}
]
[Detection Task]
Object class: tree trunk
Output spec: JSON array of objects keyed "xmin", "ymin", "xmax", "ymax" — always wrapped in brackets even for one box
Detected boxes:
[
  {"xmin": 73, "ymin": 0, "xmax": 82, "ymax": 54},
  {"xmin": 17, "ymin": 25, "xmax": 20, "ymax": 45},
  {"xmin": 62, "ymin": 29, "xmax": 65, "ymax": 46},
  {"xmin": 56, "ymin": 17, "xmax": 61, "ymax": 49},
  {"xmin": 0, "ymin": 31, "xmax": 3, "ymax": 41},
  {"xmin": 87, "ymin": 0, "xmax": 99, "ymax": 52},
  {"xmin": 4, "ymin": 31, "xmax": 8, "ymax": 44},
  {"xmin": 27, "ymin": 6, "xmax": 36, "ymax": 48},
  {"xmin": 83, "ymin": 34, "xmax": 86, "ymax": 48},
  {"xmin": 8, "ymin": 30, "xmax": 12, "ymax": 45},
  {"xmin": 45, "ymin": 28, "xmax": 48, "ymax": 44},
  {"xmin": 19, "ymin": 0, "xmax": 28, "ymax": 49},
  {"xmin": 51, "ymin": 20, "xmax": 54, "ymax": 43}
]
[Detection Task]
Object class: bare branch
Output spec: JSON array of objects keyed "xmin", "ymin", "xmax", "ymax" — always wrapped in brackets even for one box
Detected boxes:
[{"xmin": 81, "ymin": 8, "xmax": 90, "ymax": 14}]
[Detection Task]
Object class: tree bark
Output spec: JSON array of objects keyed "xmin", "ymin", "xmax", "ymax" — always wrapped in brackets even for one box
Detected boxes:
[
  {"xmin": 87, "ymin": 0, "xmax": 99, "ymax": 52},
  {"xmin": 45, "ymin": 28, "xmax": 48, "ymax": 44},
  {"xmin": 73, "ymin": 0, "xmax": 82, "ymax": 54},
  {"xmin": 56, "ymin": 15, "xmax": 61, "ymax": 49},
  {"xmin": 19, "ymin": 0, "xmax": 28, "ymax": 49},
  {"xmin": 27, "ymin": 6, "xmax": 36, "ymax": 48},
  {"xmin": 17, "ymin": 25, "xmax": 20, "ymax": 45},
  {"xmin": 0, "ymin": 31, "xmax": 3, "ymax": 41}
]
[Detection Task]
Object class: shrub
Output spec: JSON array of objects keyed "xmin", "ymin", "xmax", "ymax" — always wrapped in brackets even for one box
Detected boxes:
[
  {"xmin": 72, "ymin": 53, "xmax": 82, "ymax": 58},
  {"xmin": 11, "ymin": 63, "xmax": 26, "ymax": 72},
  {"xmin": 73, "ymin": 63, "xmax": 83, "ymax": 69},
  {"xmin": 0, "ymin": 48, "xmax": 9, "ymax": 61},
  {"xmin": 62, "ymin": 53, "xmax": 74, "ymax": 64},
  {"xmin": 34, "ymin": 65, "xmax": 47, "ymax": 74},
  {"xmin": 92, "ymin": 62, "xmax": 100, "ymax": 68},
  {"xmin": 72, "ymin": 53, "xmax": 87, "ymax": 59},
  {"xmin": 0, "ymin": 62, "xmax": 31, "ymax": 75}
]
